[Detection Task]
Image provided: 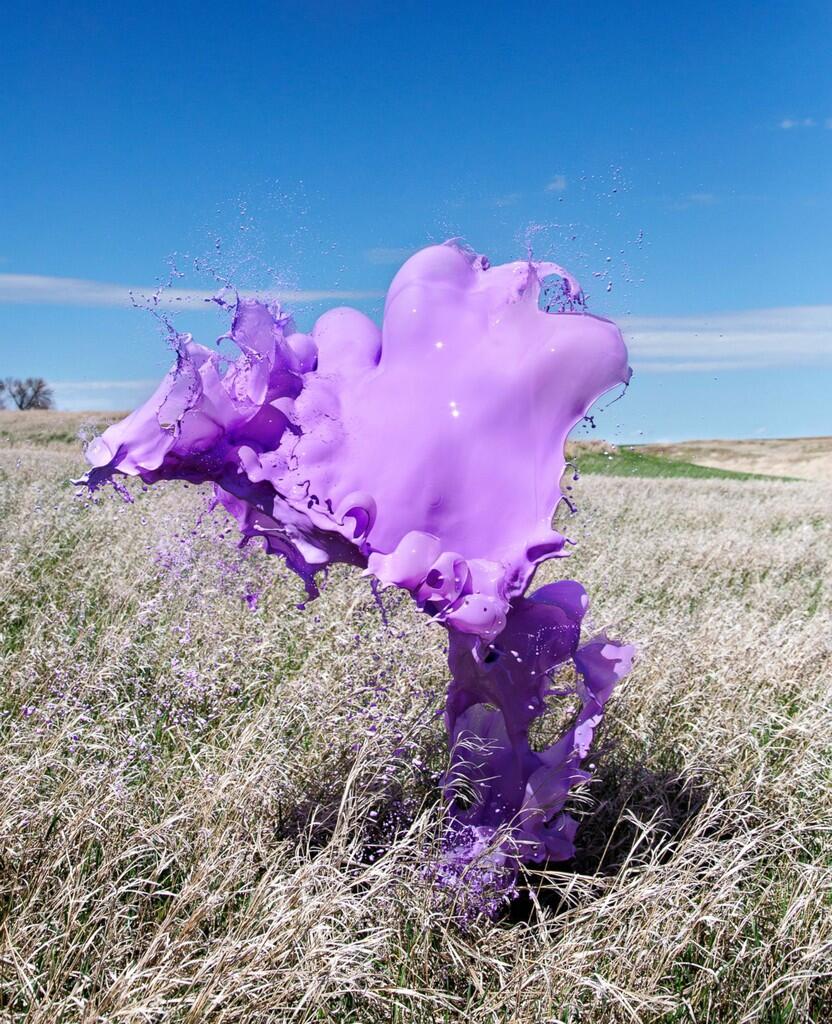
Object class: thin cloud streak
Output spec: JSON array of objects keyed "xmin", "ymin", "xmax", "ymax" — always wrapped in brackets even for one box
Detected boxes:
[
  {"xmin": 778, "ymin": 117, "xmax": 816, "ymax": 129},
  {"xmin": 545, "ymin": 175, "xmax": 567, "ymax": 192},
  {"xmin": 623, "ymin": 305, "xmax": 832, "ymax": 371},
  {"xmin": 51, "ymin": 379, "xmax": 158, "ymax": 412},
  {"xmin": 52, "ymin": 379, "xmax": 159, "ymax": 392},
  {"xmin": 30, "ymin": 301, "xmax": 832, "ymax": 409},
  {"xmin": 0, "ymin": 273, "xmax": 383, "ymax": 309}
]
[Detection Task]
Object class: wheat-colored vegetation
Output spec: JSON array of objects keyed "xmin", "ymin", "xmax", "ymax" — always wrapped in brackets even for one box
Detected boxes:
[
  {"xmin": 641, "ymin": 437, "xmax": 832, "ymax": 485},
  {"xmin": 1, "ymin": 414, "xmax": 830, "ymax": 1023}
]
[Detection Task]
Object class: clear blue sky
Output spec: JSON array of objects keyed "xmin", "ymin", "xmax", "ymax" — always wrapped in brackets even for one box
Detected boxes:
[{"xmin": 1, "ymin": 0, "xmax": 830, "ymax": 441}]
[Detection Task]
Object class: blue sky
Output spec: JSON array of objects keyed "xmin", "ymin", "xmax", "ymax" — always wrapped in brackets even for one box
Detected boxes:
[{"xmin": 1, "ymin": 0, "xmax": 830, "ymax": 441}]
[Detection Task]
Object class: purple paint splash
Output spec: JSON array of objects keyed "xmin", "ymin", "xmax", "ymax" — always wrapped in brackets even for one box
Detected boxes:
[{"xmin": 84, "ymin": 241, "xmax": 634, "ymax": 884}]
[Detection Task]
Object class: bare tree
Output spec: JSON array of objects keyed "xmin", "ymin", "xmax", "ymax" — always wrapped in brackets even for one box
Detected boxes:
[{"xmin": 2, "ymin": 377, "xmax": 55, "ymax": 410}]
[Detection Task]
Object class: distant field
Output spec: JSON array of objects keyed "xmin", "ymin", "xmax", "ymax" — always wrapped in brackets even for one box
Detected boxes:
[
  {"xmin": 568, "ymin": 444, "xmax": 784, "ymax": 481},
  {"xmin": 641, "ymin": 436, "xmax": 832, "ymax": 484},
  {"xmin": 0, "ymin": 410, "xmax": 122, "ymax": 448},
  {"xmin": 1, "ymin": 412, "xmax": 830, "ymax": 1022},
  {"xmin": 570, "ymin": 435, "xmax": 832, "ymax": 482}
]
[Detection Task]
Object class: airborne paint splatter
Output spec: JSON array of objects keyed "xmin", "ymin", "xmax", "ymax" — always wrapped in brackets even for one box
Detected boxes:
[{"xmin": 84, "ymin": 241, "xmax": 634, "ymax": 881}]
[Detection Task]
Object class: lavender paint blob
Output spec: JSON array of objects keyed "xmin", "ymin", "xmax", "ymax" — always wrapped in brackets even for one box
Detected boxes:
[{"xmin": 84, "ymin": 241, "xmax": 634, "ymax": 879}]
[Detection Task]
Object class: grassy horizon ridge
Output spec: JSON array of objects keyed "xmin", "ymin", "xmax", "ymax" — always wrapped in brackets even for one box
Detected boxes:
[{"xmin": 570, "ymin": 444, "xmax": 796, "ymax": 481}]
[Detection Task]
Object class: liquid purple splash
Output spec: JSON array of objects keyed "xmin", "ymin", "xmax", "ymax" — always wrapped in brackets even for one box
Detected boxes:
[{"xmin": 84, "ymin": 241, "xmax": 634, "ymax": 886}]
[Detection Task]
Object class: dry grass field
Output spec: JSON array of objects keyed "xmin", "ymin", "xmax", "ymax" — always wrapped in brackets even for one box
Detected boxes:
[{"xmin": 1, "ymin": 413, "xmax": 830, "ymax": 1023}]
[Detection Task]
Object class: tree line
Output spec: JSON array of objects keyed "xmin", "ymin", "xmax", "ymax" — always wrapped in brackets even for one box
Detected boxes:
[{"xmin": 0, "ymin": 377, "xmax": 55, "ymax": 410}]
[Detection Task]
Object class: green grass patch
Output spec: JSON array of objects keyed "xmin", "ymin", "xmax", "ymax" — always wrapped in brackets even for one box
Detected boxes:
[{"xmin": 575, "ymin": 447, "xmax": 792, "ymax": 481}]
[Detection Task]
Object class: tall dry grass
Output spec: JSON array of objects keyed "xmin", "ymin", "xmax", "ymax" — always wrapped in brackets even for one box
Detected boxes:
[{"xmin": 0, "ymin": 421, "xmax": 830, "ymax": 1023}]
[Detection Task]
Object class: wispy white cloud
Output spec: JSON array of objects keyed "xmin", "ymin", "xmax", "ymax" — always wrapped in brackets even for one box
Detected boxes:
[
  {"xmin": 364, "ymin": 247, "xmax": 415, "ymax": 266},
  {"xmin": 50, "ymin": 379, "xmax": 158, "ymax": 412},
  {"xmin": 38, "ymin": 305, "xmax": 832, "ymax": 410},
  {"xmin": 778, "ymin": 117, "xmax": 818, "ymax": 129},
  {"xmin": 0, "ymin": 273, "xmax": 383, "ymax": 309},
  {"xmin": 544, "ymin": 175, "xmax": 567, "ymax": 193},
  {"xmin": 52, "ymin": 379, "xmax": 159, "ymax": 391},
  {"xmin": 623, "ymin": 305, "xmax": 832, "ymax": 372}
]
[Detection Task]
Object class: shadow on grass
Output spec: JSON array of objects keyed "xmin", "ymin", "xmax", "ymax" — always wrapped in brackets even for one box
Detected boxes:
[{"xmin": 507, "ymin": 761, "xmax": 712, "ymax": 923}]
